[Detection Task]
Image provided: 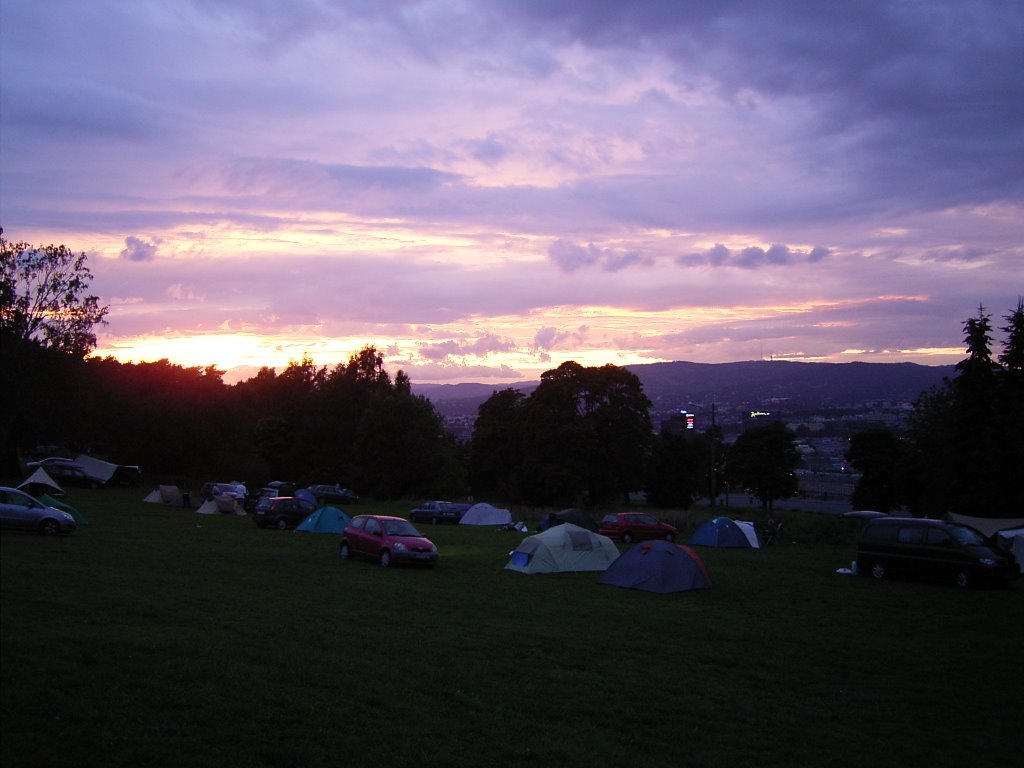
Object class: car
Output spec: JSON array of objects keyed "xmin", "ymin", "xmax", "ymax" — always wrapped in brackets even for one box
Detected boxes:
[
  {"xmin": 409, "ymin": 500, "xmax": 471, "ymax": 525},
  {"xmin": 253, "ymin": 496, "xmax": 316, "ymax": 530},
  {"xmin": 598, "ymin": 512, "xmax": 678, "ymax": 543},
  {"xmin": 0, "ymin": 486, "xmax": 77, "ymax": 535},
  {"xmin": 27, "ymin": 457, "xmax": 106, "ymax": 488},
  {"xmin": 340, "ymin": 515, "xmax": 438, "ymax": 567},
  {"xmin": 305, "ymin": 484, "xmax": 359, "ymax": 506},
  {"xmin": 856, "ymin": 517, "xmax": 1018, "ymax": 588}
]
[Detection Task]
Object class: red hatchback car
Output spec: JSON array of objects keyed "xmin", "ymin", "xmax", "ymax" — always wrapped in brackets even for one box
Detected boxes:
[
  {"xmin": 340, "ymin": 515, "xmax": 439, "ymax": 568},
  {"xmin": 599, "ymin": 512, "xmax": 678, "ymax": 544}
]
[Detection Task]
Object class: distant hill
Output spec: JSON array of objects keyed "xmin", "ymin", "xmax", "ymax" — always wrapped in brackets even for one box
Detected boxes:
[{"xmin": 413, "ymin": 360, "xmax": 954, "ymax": 411}]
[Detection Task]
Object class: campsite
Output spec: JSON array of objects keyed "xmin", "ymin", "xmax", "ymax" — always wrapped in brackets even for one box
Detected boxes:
[{"xmin": 1, "ymin": 487, "xmax": 1021, "ymax": 768}]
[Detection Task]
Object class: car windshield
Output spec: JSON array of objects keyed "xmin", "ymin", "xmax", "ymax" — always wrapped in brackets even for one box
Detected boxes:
[
  {"xmin": 384, "ymin": 520, "xmax": 422, "ymax": 537},
  {"xmin": 949, "ymin": 525, "xmax": 987, "ymax": 546}
]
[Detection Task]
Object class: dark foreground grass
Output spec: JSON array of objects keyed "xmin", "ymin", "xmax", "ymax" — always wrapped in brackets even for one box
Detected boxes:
[{"xmin": 2, "ymin": 490, "xmax": 1021, "ymax": 768}]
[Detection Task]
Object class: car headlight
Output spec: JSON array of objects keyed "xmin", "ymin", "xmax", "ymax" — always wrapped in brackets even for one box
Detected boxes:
[
  {"xmin": 978, "ymin": 558, "xmax": 997, "ymax": 566},
  {"xmin": 394, "ymin": 542, "xmax": 408, "ymax": 552}
]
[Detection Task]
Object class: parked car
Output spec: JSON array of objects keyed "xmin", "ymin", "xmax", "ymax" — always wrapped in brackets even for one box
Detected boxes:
[
  {"xmin": 256, "ymin": 481, "xmax": 298, "ymax": 502},
  {"xmin": 27, "ymin": 457, "xmax": 106, "ymax": 488},
  {"xmin": 856, "ymin": 517, "xmax": 1018, "ymax": 588},
  {"xmin": 0, "ymin": 486, "xmax": 77, "ymax": 535},
  {"xmin": 200, "ymin": 482, "xmax": 243, "ymax": 502},
  {"xmin": 253, "ymin": 496, "xmax": 316, "ymax": 530},
  {"xmin": 598, "ymin": 512, "xmax": 678, "ymax": 543},
  {"xmin": 306, "ymin": 484, "xmax": 359, "ymax": 506},
  {"xmin": 340, "ymin": 515, "xmax": 438, "ymax": 567},
  {"xmin": 409, "ymin": 500, "xmax": 471, "ymax": 525}
]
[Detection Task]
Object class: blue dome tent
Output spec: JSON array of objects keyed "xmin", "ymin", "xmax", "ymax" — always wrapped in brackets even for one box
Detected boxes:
[
  {"xmin": 295, "ymin": 505, "xmax": 352, "ymax": 534},
  {"xmin": 599, "ymin": 540, "xmax": 711, "ymax": 593},
  {"xmin": 688, "ymin": 516, "xmax": 755, "ymax": 548}
]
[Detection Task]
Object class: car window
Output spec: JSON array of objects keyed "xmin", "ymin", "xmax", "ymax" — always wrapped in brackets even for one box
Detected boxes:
[
  {"xmin": 349, "ymin": 517, "xmax": 366, "ymax": 530},
  {"xmin": 926, "ymin": 529, "xmax": 952, "ymax": 546},
  {"xmin": 897, "ymin": 526, "xmax": 925, "ymax": 544},
  {"xmin": 637, "ymin": 514, "xmax": 657, "ymax": 525},
  {"xmin": 950, "ymin": 526, "xmax": 987, "ymax": 546},
  {"xmin": 600, "ymin": 515, "xmax": 617, "ymax": 524},
  {"xmin": 384, "ymin": 519, "xmax": 421, "ymax": 536},
  {"xmin": 364, "ymin": 518, "xmax": 381, "ymax": 535}
]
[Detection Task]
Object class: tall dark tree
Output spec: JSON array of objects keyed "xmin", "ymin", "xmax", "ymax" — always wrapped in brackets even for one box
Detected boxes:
[
  {"xmin": 726, "ymin": 421, "xmax": 799, "ymax": 513},
  {"xmin": 905, "ymin": 302, "xmax": 1024, "ymax": 517},
  {"xmin": 1, "ymin": 231, "xmax": 110, "ymax": 473},
  {"xmin": 846, "ymin": 428, "xmax": 906, "ymax": 512},
  {"xmin": 469, "ymin": 362, "xmax": 652, "ymax": 506},
  {"xmin": 645, "ymin": 429, "xmax": 711, "ymax": 509},
  {"xmin": 470, "ymin": 388, "xmax": 526, "ymax": 499},
  {"xmin": 1, "ymin": 230, "xmax": 109, "ymax": 357}
]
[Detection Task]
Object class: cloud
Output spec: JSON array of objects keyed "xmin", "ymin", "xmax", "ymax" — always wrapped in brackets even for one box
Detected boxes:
[
  {"xmin": 418, "ymin": 333, "xmax": 516, "ymax": 362},
  {"xmin": 534, "ymin": 325, "xmax": 589, "ymax": 351},
  {"xmin": 120, "ymin": 236, "xmax": 159, "ymax": 262},
  {"xmin": 548, "ymin": 239, "xmax": 649, "ymax": 273},
  {"xmin": 676, "ymin": 243, "xmax": 832, "ymax": 270}
]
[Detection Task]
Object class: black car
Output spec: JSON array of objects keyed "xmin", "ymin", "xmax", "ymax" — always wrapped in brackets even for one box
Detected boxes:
[
  {"xmin": 856, "ymin": 517, "xmax": 1018, "ymax": 588},
  {"xmin": 253, "ymin": 496, "xmax": 316, "ymax": 530},
  {"xmin": 409, "ymin": 501, "xmax": 471, "ymax": 525},
  {"xmin": 305, "ymin": 484, "xmax": 359, "ymax": 506}
]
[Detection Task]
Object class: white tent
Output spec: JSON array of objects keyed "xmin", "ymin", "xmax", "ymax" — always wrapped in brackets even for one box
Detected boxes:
[
  {"xmin": 159, "ymin": 485, "xmax": 183, "ymax": 506},
  {"xmin": 195, "ymin": 499, "xmax": 220, "ymax": 515},
  {"xmin": 143, "ymin": 488, "xmax": 163, "ymax": 503},
  {"xmin": 949, "ymin": 513, "xmax": 1024, "ymax": 538},
  {"xmin": 995, "ymin": 528, "xmax": 1024, "ymax": 574},
  {"xmin": 459, "ymin": 502, "xmax": 512, "ymax": 526},
  {"xmin": 18, "ymin": 467, "xmax": 64, "ymax": 495},
  {"xmin": 74, "ymin": 454, "xmax": 118, "ymax": 484},
  {"xmin": 735, "ymin": 520, "xmax": 762, "ymax": 548},
  {"xmin": 505, "ymin": 523, "xmax": 620, "ymax": 574}
]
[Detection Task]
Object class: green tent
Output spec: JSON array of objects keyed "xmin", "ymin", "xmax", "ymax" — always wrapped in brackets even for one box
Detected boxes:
[
  {"xmin": 40, "ymin": 493, "xmax": 88, "ymax": 525},
  {"xmin": 295, "ymin": 505, "xmax": 351, "ymax": 533}
]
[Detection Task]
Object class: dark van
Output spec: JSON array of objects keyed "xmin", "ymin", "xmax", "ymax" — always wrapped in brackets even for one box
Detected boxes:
[{"xmin": 857, "ymin": 517, "xmax": 1018, "ymax": 588}]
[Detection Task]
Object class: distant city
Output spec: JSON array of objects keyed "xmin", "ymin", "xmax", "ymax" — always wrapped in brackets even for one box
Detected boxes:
[{"xmin": 415, "ymin": 359, "xmax": 955, "ymax": 510}]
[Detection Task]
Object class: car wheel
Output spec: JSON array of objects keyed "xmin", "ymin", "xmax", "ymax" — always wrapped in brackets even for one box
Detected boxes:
[
  {"xmin": 275, "ymin": 517, "xmax": 288, "ymax": 530},
  {"xmin": 38, "ymin": 519, "xmax": 60, "ymax": 536},
  {"xmin": 379, "ymin": 549, "xmax": 391, "ymax": 568},
  {"xmin": 339, "ymin": 541, "xmax": 350, "ymax": 560},
  {"xmin": 665, "ymin": 532, "xmax": 675, "ymax": 542},
  {"xmin": 622, "ymin": 532, "xmax": 633, "ymax": 544},
  {"xmin": 956, "ymin": 569, "xmax": 970, "ymax": 589},
  {"xmin": 871, "ymin": 562, "xmax": 887, "ymax": 580}
]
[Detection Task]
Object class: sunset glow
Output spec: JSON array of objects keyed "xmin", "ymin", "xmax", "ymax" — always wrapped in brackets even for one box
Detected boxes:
[{"xmin": 3, "ymin": 1, "xmax": 1021, "ymax": 385}]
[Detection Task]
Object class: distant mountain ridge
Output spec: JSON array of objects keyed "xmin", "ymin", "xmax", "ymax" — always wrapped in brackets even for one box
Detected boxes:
[{"xmin": 413, "ymin": 360, "xmax": 955, "ymax": 409}]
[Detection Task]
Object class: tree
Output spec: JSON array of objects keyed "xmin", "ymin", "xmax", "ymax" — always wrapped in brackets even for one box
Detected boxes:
[
  {"xmin": 726, "ymin": 421, "xmax": 799, "ymax": 513},
  {"xmin": 846, "ymin": 428, "xmax": 906, "ymax": 512},
  {"xmin": 1, "ymin": 230, "xmax": 109, "ymax": 357},
  {"xmin": 468, "ymin": 361, "xmax": 652, "ymax": 506},
  {"xmin": 1, "ymin": 230, "xmax": 111, "ymax": 472},
  {"xmin": 645, "ymin": 429, "xmax": 711, "ymax": 509},
  {"xmin": 470, "ymin": 388, "xmax": 526, "ymax": 499},
  {"xmin": 905, "ymin": 302, "xmax": 1024, "ymax": 516}
]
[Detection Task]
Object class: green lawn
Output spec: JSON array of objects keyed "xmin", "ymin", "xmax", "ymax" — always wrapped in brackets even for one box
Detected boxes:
[{"xmin": 2, "ymin": 489, "xmax": 1020, "ymax": 768}]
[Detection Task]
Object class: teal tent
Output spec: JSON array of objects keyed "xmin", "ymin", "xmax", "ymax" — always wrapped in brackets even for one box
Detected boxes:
[
  {"xmin": 40, "ymin": 493, "xmax": 88, "ymax": 525},
  {"xmin": 295, "ymin": 505, "xmax": 351, "ymax": 534}
]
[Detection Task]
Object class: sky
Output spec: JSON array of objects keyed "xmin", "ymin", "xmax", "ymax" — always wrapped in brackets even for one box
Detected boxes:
[{"xmin": 2, "ymin": 0, "xmax": 1022, "ymax": 385}]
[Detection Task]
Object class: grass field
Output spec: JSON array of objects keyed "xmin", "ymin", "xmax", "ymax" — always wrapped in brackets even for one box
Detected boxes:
[{"xmin": 2, "ymin": 489, "xmax": 1021, "ymax": 768}]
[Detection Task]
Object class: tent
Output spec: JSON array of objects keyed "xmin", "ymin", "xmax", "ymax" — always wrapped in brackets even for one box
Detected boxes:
[
  {"xmin": 195, "ymin": 499, "xmax": 220, "ymax": 515},
  {"xmin": 504, "ymin": 523, "xmax": 620, "ymax": 574},
  {"xmin": 599, "ymin": 540, "xmax": 711, "ymax": 593},
  {"xmin": 143, "ymin": 488, "xmax": 163, "ymax": 503},
  {"xmin": 159, "ymin": 485, "xmax": 184, "ymax": 506},
  {"xmin": 537, "ymin": 508, "xmax": 599, "ymax": 532},
  {"xmin": 950, "ymin": 513, "xmax": 1024, "ymax": 539},
  {"xmin": 995, "ymin": 527, "xmax": 1024, "ymax": 574},
  {"xmin": 734, "ymin": 520, "xmax": 762, "ymax": 548},
  {"xmin": 18, "ymin": 468, "xmax": 64, "ymax": 496},
  {"xmin": 40, "ymin": 493, "xmax": 88, "ymax": 525},
  {"xmin": 688, "ymin": 516, "xmax": 754, "ymax": 548},
  {"xmin": 460, "ymin": 503, "xmax": 512, "ymax": 526},
  {"xmin": 296, "ymin": 505, "xmax": 353, "ymax": 534}
]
